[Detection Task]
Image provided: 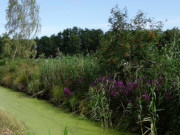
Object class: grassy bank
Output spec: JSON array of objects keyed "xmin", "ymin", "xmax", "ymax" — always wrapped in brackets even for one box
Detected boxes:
[{"xmin": 0, "ymin": 108, "xmax": 29, "ymax": 135}]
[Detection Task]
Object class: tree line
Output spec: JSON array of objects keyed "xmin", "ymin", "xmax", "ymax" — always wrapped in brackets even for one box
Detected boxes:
[
  {"xmin": 35, "ymin": 27, "xmax": 104, "ymax": 57},
  {"xmin": 0, "ymin": 27, "xmax": 179, "ymax": 58}
]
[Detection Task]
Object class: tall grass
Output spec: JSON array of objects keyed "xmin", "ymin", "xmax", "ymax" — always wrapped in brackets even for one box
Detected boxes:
[
  {"xmin": 0, "ymin": 49, "xmax": 179, "ymax": 134},
  {"xmin": 39, "ymin": 55, "xmax": 100, "ymax": 100}
]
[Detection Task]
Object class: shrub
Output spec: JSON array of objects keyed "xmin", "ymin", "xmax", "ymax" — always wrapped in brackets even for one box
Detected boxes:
[
  {"xmin": 13, "ymin": 72, "xmax": 28, "ymax": 91},
  {"xmin": 2, "ymin": 73, "xmax": 14, "ymax": 87}
]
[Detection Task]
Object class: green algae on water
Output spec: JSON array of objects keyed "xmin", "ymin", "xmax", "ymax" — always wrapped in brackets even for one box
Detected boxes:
[{"xmin": 0, "ymin": 87, "xmax": 135, "ymax": 135}]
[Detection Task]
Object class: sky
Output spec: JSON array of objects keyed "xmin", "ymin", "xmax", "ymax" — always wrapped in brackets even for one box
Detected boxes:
[{"xmin": 0, "ymin": 0, "xmax": 180, "ymax": 37}]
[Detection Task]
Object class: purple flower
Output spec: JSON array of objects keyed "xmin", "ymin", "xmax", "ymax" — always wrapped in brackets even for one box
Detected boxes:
[
  {"xmin": 144, "ymin": 92, "xmax": 150, "ymax": 102},
  {"xmin": 90, "ymin": 82, "xmax": 95, "ymax": 87},
  {"xmin": 110, "ymin": 90, "xmax": 119, "ymax": 96},
  {"xmin": 78, "ymin": 76, "xmax": 84, "ymax": 83},
  {"xmin": 124, "ymin": 90, "xmax": 128, "ymax": 95},
  {"xmin": 64, "ymin": 87, "xmax": 71, "ymax": 96},
  {"xmin": 146, "ymin": 82, "xmax": 151, "ymax": 87},
  {"xmin": 101, "ymin": 76, "xmax": 106, "ymax": 82},
  {"xmin": 151, "ymin": 80, "xmax": 156, "ymax": 86},
  {"xmin": 96, "ymin": 77, "xmax": 100, "ymax": 82}
]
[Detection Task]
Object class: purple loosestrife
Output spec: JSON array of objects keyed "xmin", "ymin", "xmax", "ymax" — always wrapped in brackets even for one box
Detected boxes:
[
  {"xmin": 101, "ymin": 76, "xmax": 106, "ymax": 82},
  {"xmin": 64, "ymin": 88, "xmax": 71, "ymax": 96},
  {"xmin": 110, "ymin": 90, "xmax": 119, "ymax": 96},
  {"xmin": 143, "ymin": 92, "xmax": 150, "ymax": 102}
]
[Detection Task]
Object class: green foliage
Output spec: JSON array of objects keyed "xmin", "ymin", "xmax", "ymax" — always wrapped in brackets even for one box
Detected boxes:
[
  {"xmin": 99, "ymin": 5, "xmax": 163, "ymax": 76},
  {"xmin": 89, "ymin": 83, "xmax": 112, "ymax": 129},
  {"xmin": 69, "ymin": 95, "xmax": 79, "ymax": 112},
  {"xmin": 39, "ymin": 55, "xmax": 99, "ymax": 95},
  {"xmin": 27, "ymin": 72, "xmax": 41, "ymax": 95},
  {"xmin": 6, "ymin": 0, "xmax": 40, "ymax": 38},
  {"xmin": 1, "ymin": 34, "xmax": 37, "ymax": 59},
  {"xmin": 52, "ymin": 85, "xmax": 64, "ymax": 104},
  {"xmin": 35, "ymin": 27, "xmax": 104, "ymax": 57},
  {"xmin": 3, "ymin": 0, "xmax": 40, "ymax": 59},
  {"xmin": 1, "ymin": 73, "xmax": 14, "ymax": 87},
  {"xmin": 64, "ymin": 125, "xmax": 68, "ymax": 135},
  {"xmin": 0, "ymin": 59, "xmax": 6, "ymax": 66},
  {"xmin": 79, "ymin": 99, "xmax": 91, "ymax": 116},
  {"xmin": 0, "ymin": 5, "xmax": 179, "ymax": 134},
  {"xmin": 13, "ymin": 72, "xmax": 28, "ymax": 91}
]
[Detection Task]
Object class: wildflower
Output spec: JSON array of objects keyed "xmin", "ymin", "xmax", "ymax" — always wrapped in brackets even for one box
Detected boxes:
[
  {"xmin": 96, "ymin": 77, "xmax": 100, "ymax": 82},
  {"xmin": 146, "ymin": 82, "xmax": 151, "ymax": 87},
  {"xmin": 101, "ymin": 76, "xmax": 106, "ymax": 82},
  {"xmin": 90, "ymin": 82, "xmax": 95, "ymax": 87},
  {"xmin": 143, "ymin": 92, "xmax": 150, "ymax": 102},
  {"xmin": 110, "ymin": 90, "xmax": 119, "ymax": 97},
  {"xmin": 144, "ymin": 93, "xmax": 150, "ymax": 101},
  {"xmin": 151, "ymin": 80, "xmax": 156, "ymax": 85},
  {"xmin": 64, "ymin": 88, "xmax": 71, "ymax": 96}
]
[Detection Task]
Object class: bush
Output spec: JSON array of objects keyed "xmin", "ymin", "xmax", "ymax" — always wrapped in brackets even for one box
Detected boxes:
[
  {"xmin": 2, "ymin": 73, "xmax": 14, "ymax": 87},
  {"xmin": 13, "ymin": 72, "xmax": 28, "ymax": 91}
]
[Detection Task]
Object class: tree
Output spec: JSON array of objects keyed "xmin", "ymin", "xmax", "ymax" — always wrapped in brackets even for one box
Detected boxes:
[
  {"xmin": 36, "ymin": 36, "xmax": 51, "ymax": 57},
  {"xmin": 3, "ymin": 0, "xmax": 41, "ymax": 58},
  {"xmin": 0, "ymin": 36, "xmax": 2, "ymax": 56},
  {"xmin": 99, "ymin": 5, "xmax": 163, "ymax": 75}
]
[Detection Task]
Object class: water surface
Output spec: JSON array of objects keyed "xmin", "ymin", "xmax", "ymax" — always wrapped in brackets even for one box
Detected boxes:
[{"xmin": 0, "ymin": 86, "xmax": 134, "ymax": 135}]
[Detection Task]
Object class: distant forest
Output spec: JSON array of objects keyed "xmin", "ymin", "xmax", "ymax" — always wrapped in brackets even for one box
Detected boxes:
[{"xmin": 0, "ymin": 27, "xmax": 179, "ymax": 58}]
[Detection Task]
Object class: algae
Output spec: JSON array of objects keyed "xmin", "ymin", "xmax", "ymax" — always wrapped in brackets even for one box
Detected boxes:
[{"xmin": 0, "ymin": 86, "xmax": 134, "ymax": 135}]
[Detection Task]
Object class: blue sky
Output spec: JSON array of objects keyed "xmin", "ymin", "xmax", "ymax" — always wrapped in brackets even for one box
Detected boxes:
[{"xmin": 0, "ymin": 0, "xmax": 180, "ymax": 37}]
